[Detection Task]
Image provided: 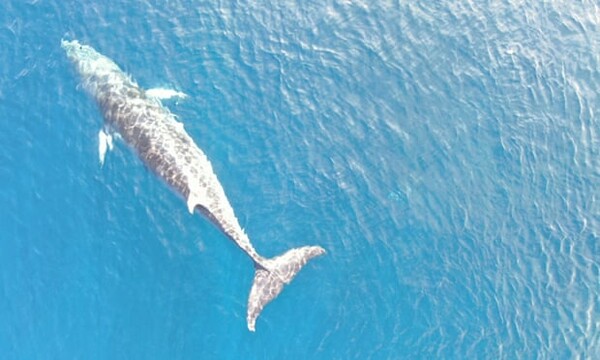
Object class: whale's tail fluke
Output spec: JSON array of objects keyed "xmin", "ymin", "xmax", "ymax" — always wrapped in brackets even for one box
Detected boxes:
[{"xmin": 247, "ymin": 246, "xmax": 325, "ymax": 332}]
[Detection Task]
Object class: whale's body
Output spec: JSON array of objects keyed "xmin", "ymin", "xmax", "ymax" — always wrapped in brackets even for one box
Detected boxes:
[{"xmin": 62, "ymin": 40, "xmax": 324, "ymax": 331}]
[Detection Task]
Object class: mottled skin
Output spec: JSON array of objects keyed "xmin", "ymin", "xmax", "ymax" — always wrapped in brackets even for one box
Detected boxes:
[{"xmin": 62, "ymin": 40, "xmax": 325, "ymax": 331}]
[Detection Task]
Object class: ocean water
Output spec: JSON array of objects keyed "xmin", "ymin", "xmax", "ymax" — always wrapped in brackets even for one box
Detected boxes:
[{"xmin": 1, "ymin": 0, "xmax": 599, "ymax": 358}]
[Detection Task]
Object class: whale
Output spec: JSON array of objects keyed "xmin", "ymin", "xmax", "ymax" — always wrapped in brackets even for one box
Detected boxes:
[{"xmin": 61, "ymin": 39, "xmax": 325, "ymax": 331}]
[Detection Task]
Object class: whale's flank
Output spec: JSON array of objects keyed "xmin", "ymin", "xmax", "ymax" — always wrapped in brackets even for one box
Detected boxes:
[{"xmin": 62, "ymin": 39, "xmax": 325, "ymax": 331}]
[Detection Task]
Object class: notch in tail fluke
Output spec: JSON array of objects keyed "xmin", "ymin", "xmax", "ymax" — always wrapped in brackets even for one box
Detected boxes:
[{"xmin": 247, "ymin": 246, "xmax": 326, "ymax": 332}]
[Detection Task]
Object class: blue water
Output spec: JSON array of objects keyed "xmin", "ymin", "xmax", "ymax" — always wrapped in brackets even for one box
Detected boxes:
[{"xmin": 1, "ymin": 1, "xmax": 599, "ymax": 358}]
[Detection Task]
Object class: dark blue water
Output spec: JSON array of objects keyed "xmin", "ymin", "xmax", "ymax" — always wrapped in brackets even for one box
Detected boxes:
[{"xmin": 1, "ymin": 1, "xmax": 598, "ymax": 358}]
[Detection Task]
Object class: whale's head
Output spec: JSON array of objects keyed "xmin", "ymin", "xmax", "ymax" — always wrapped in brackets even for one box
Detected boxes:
[
  {"xmin": 61, "ymin": 40, "xmax": 107, "ymax": 72},
  {"xmin": 62, "ymin": 40, "xmax": 93, "ymax": 62},
  {"xmin": 62, "ymin": 39, "xmax": 125, "ymax": 95}
]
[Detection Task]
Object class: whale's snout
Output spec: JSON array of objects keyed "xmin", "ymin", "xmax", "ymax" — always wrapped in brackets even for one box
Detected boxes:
[
  {"xmin": 60, "ymin": 39, "xmax": 77, "ymax": 49},
  {"xmin": 61, "ymin": 39, "xmax": 105, "ymax": 65},
  {"xmin": 61, "ymin": 39, "xmax": 124, "ymax": 96}
]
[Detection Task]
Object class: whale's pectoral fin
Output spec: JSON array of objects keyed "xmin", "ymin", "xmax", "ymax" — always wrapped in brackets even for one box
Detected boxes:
[
  {"xmin": 98, "ymin": 129, "xmax": 114, "ymax": 166},
  {"xmin": 247, "ymin": 246, "xmax": 326, "ymax": 332},
  {"xmin": 146, "ymin": 88, "xmax": 188, "ymax": 101}
]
